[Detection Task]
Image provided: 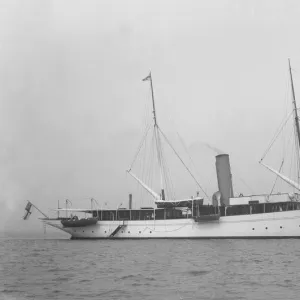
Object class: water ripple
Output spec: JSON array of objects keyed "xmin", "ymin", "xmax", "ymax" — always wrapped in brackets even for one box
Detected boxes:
[{"xmin": 1, "ymin": 238, "xmax": 300, "ymax": 299}]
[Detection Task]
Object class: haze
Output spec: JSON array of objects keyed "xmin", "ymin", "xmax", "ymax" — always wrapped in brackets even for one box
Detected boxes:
[{"xmin": 1, "ymin": 0, "xmax": 300, "ymax": 236}]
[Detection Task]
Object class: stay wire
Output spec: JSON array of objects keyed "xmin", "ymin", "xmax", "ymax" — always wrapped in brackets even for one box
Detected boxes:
[
  {"xmin": 128, "ymin": 123, "xmax": 152, "ymax": 171},
  {"xmin": 158, "ymin": 127, "xmax": 209, "ymax": 199},
  {"xmin": 260, "ymin": 111, "xmax": 293, "ymax": 162},
  {"xmin": 176, "ymin": 131, "xmax": 207, "ymax": 195},
  {"xmin": 269, "ymin": 159, "xmax": 284, "ymax": 196}
]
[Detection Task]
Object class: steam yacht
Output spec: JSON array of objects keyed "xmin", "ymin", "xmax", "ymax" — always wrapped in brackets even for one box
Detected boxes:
[{"xmin": 23, "ymin": 61, "xmax": 300, "ymax": 239}]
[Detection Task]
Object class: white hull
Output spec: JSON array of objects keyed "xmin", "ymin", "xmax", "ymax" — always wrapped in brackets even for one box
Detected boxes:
[{"xmin": 45, "ymin": 210, "xmax": 300, "ymax": 239}]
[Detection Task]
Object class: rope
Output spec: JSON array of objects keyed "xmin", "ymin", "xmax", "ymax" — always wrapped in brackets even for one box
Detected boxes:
[
  {"xmin": 128, "ymin": 123, "xmax": 151, "ymax": 171},
  {"xmin": 260, "ymin": 110, "xmax": 293, "ymax": 162},
  {"xmin": 269, "ymin": 159, "xmax": 284, "ymax": 196},
  {"xmin": 155, "ymin": 126, "xmax": 176, "ymax": 200},
  {"xmin": 176, "ymin": 131, "xmax": 208, "ymax": 195},
  {"xmin": 158, "ymin": 127, "xmax": 209, "ymax": 199}
]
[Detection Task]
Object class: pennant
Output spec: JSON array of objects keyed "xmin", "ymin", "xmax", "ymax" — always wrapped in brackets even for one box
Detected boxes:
[
  {"xmin": 25, "ymin": 201, "xmax": 32, "ymax": 212},
  {"xmin": 23, "ymin": 201, "xmax": 33, "ymax": 220},
  {"xmin": 142, "ymin": 74, "xmax": 151, "ymax": 81},
  {"xmin": 66, "ymin": 199, "xmax": 72, "ymax": 206}
]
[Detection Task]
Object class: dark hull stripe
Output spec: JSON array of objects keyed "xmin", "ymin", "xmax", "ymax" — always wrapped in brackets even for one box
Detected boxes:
[{"xmin": 70, "ymin": 236, "xmax": 300, "ymax": 240}]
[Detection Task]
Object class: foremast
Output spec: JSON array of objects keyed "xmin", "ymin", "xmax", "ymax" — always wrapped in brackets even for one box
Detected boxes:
[
  {"xmin": 260, "ymin": 59, "xmax": 300, "ymax": 191},
  {"xmin": 127, "ymin": 72, "xmax": 208, "ymax": 202},
  {"xmin": 146, "ymin": 72, "xmax": 166, "ymax": 200},
  {"xmin": 127, "ymin": 72, "xmax": 166, "ymax": 200}
]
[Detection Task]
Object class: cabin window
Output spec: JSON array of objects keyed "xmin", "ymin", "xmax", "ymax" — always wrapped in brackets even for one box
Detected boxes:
[
  {"xmin": 140, "ymin": 210, "xmax": 154, "ymax": 220},
  {"xmin": 226, "ymin": 205, "xmax": 250, "ymax": 216},
  {"xmin": 155, "ymin": 210, "xmax": 164, "ymax": 220},
  {"xmin": 118, "ymin": 210, "xmax": 130, "ymax": 220},
  {"xmin": 130, "ymin": 211, "xmax": 139, "ymax": 220}
]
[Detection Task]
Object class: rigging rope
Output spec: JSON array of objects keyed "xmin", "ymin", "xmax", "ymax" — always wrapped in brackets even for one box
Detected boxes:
[
  {"xmin": 128, "ymin": 123, "xmax": 152, "ymax": 171},
  {"xmin": 176, "ymin": 131, "xmax": 208, "ymax": 195},
  {"xmin": 161, "ymin": 151, "xmax": 176, "ymax": 200},
  {"xmin": 231, "ymin": 166, "xmax": 254, "ymax": 195},
  {"xmin": 154, "ymin": 125, "xmax": 176, "ymax": 200},
  {"xmin": 158, "ymin": 127, "xmax": 209, "ymax": 199},
  {"xmin": 260, "ymin": 110, "xmax": 293, "ymax": 162},
  {"xmin": 154, "ymin": 125, "xmax": 164, "ymax": 193},
  {"xmin": 289, "ymin": 126, "xmax": 297, "ymax": 189},
  {"xmin": 294, "ymin": 115, "xmax": 300, "ymax": 184},
  {"xmin": 269, "ymin": 159, "xmax": 284, "ymax": 196}
]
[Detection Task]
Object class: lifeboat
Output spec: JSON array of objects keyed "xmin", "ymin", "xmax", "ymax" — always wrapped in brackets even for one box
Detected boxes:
[
  {"xmin": 61, "ymin": 217, "xmax": 98, "ymax": 228},
  {"xmin": 193, "ymin": 214, "xmax": 220, "ymax": 222}
]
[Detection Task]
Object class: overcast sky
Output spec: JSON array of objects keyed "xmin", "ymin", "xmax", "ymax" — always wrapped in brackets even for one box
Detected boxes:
[{"xmin": 1, "ymin": 0, "xmax": 300, "ymax": 235}]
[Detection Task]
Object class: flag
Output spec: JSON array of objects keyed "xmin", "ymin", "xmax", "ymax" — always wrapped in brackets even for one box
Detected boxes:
[
  {"xmin": 66, "ymin": 199, "xmax": 72, "ymax": 206},
  {"xmin": 23, "ymin": 201, "xmax": 33, "ymax": 220},
  {"xmin": 142, "ymin": 73, "xmax": 151, "ymax": 81},
  {"xmin": 25, "ymin": 201, "xmax": 32, "ymax": 211}
]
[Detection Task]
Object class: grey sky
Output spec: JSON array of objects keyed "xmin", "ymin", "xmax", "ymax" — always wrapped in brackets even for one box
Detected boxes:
[{"xmin": 1, "ymin": 0, "xmax": 300, "ymax": 235}]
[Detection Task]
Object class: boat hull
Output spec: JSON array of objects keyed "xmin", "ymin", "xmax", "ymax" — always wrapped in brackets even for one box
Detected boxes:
[{"xmin": 44, "ymin": 210, "xmax": 300, "ymax": 239}]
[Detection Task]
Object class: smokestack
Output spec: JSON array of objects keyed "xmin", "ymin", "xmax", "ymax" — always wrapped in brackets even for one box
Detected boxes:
[
  {"xmin": 129, "ymin": 194, "xmax": 132, "ymax": 209},
  {"xmin": 215, "ymin": 154, "xmax": 233, "ymax": 206}
]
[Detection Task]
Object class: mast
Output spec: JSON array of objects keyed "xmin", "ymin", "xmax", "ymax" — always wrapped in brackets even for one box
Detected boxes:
[
  {"xmin": 128, "ymin": 72, "xmax": 207, "ymax": 201},
  {"xmin": 149, "ymin": 73, "xmax": 158, "ymax": 126},
  {"xmin": 289, "ymin": 59, "xmax": 300, "ymax": 151},
  {"xmin": 260, "ymin": 60, "xmax": 300, "ymax": 188},
  {"xmin": 143, "ymin": 72, "xmax": 165, "ymax": 200}
]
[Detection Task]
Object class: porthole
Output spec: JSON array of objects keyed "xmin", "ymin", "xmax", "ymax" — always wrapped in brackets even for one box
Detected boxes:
[
  {"xmin": 105, "ymin": 231, "xmax": 107, "ymax": 233},
  {"xmin": 265, "ymin": 227, "xmax": 268, "ymax": 230},
  {"xmin": 139, "ymin": 231, "xmax": 141, "ymax": 233},
  {"xmin": 252, "ymin": 228, "xmax": 255, "ymax": 230},
  {"xmin": 280, "ymin": 226, "xmax": 282, "ymax": 229},
  {"xmin": 150, "ymin": 231, "xmax": 152, "ymax": 233},
  {"xmin": 128, "ymin": 231, "xmax": 130, "ymax": 233}
]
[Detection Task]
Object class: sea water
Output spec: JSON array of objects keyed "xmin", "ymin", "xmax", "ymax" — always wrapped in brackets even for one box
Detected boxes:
[{"xmin": 1, "ymin": 238, "xmax": 300, "ymax": 300}]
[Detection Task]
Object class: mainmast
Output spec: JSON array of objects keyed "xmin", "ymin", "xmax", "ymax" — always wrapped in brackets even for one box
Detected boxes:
[
  {"xmin": 143, "ymin": 72, "xmax": 165, "ymax": 200},
  {"xmin": 289, "ymin": 59, "xmax": 300, "ymax": 152},
  {"xmin": 260, "ymin": 60, "xmax": 300, "ymax": 191}
]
